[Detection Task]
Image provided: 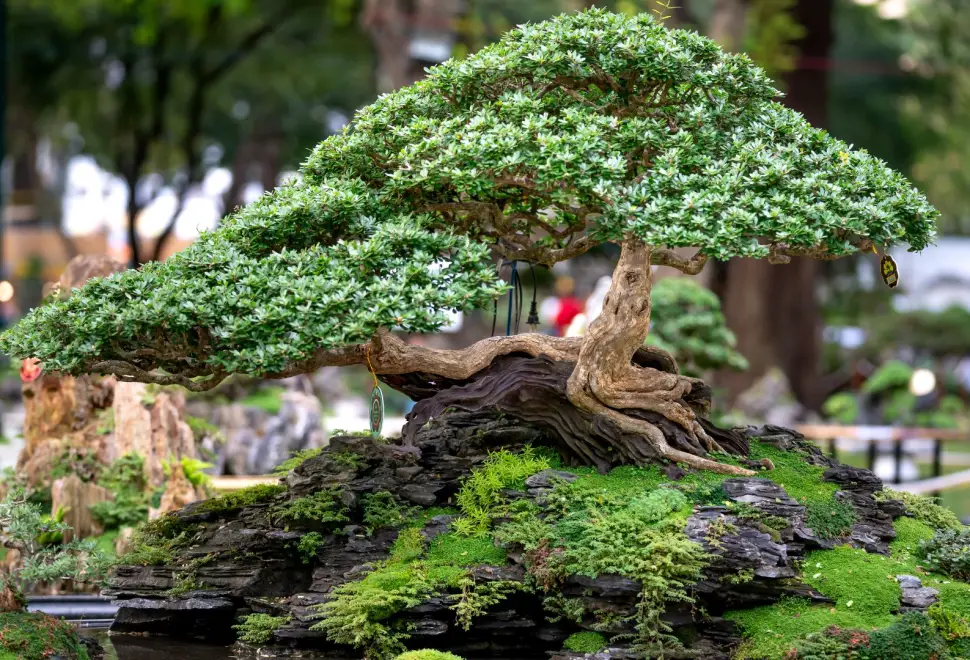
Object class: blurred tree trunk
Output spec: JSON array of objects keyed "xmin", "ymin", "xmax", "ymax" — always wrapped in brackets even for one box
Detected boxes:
[
  {"xmin": 222, "ymin": 116, "xmax": 284, "ymax": 213},
  {"xmin": 717, "ymin": 0, "xmax": 833, "ymax": 410},
  {"xmin": 360, "ymin": 0, "xmax": 462, "ymax": 94}
]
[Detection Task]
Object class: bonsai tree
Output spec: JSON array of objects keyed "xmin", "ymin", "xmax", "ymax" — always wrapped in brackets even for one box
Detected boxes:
[
  {"xmin": 0, "ymin": 10, "xmax": 937, "ymax": 476},
  {"xmin": 0, "ymin": 488, "xmax": 110, "ymax": 611},
  {"xmin": 646, "ymin": 277, "xmax": 748, "ymax": 378}
]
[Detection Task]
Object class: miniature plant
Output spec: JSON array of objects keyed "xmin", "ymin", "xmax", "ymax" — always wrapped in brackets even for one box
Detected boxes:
[
  {"xmin": 233, "ymin": 613, "xmax": 290, "ymax": 645},
  {"xmin": 297, "ymin": 532, "xmax": 324, "ymax": 563},
  {"xmin": 450, "ymin": 576, "xmax": 523, "ymax": 630},
  {"xmin": 270, "ymin": 487, "xmax": 348, "ymax": 527},
  {"xmin": 453, "ymin": 447, "xmax": 551, "ymax": 536},
  {"xmin": 0, "ymin": 489, "xmax": 112, "ymax": 611},
  {"xmin": 917, "ymin": 529, "xmax": 970, "ymax": 580},
  {"xmin": 362, "ymin": 492, "xmax": 420, "ymax": 532},
  {"xmin": 1, "ymin": 9, "xmax": 938, "ymax": 476},
  {"xmin": 394, "ymin": 652, "xmax": 464, "ymax": 660}
]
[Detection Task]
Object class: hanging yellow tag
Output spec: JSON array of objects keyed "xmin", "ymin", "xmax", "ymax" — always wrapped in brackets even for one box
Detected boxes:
[{"xmin": 881, "ymin": 254, "xmax": 899, "ymax": 289}]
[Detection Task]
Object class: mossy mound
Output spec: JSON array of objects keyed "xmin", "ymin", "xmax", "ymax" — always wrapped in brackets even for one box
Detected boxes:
[
  {"xmin": 105, "ymin": 413, "xmax": 970, "ymax": 659},
  {"xmin": 0, "ymin": 611, "xmax": 94, "ymax": 660}
]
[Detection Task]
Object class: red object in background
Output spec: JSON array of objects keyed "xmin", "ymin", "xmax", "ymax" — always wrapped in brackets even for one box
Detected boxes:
[
  {"xmin": 554, "ymin": 297, "xmax": 584, "ymax": 336},
  {"xmin": 20, "ymin": 358, "xmax": 42, "ymax": 383}
]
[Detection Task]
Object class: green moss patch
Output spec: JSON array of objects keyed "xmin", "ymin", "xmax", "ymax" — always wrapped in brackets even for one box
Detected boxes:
[
  {"xmin": 194, "ymin": 483, "xmax": 286, "ymax": 515},
  {"xmin": 269, "ymin": 486, "xmax": 348, "ymax": 527},
  {"xmin": 394, "ymin": 652, "xmax": 464, "ymax": 660},
  {"xmin": 728, "ymin": 515, "xmax": 970, "ymax": 658},
  {"xmin": 0, "ymin": 611, "xmax": 90, "ymax": 660},
  {"xmin": 563, "ymin": 631, "xmax": 607, "ymax": 653},
  {"xmin": 308, "ymin": 514, "xmax": 510, "ymax": 658}
]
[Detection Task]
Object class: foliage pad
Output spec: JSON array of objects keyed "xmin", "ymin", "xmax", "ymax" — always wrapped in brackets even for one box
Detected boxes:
[{"xmin": 0, "ymin": 9, "xmax": 937, "ymax": 385}]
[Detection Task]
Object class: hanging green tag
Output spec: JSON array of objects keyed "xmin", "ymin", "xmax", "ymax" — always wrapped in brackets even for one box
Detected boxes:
[
  {"xmin": 881, "ymin": 255, "xmax": 899, "ymax": 289},
  {"xmin": 370, "ymin": 386, "xmax": 385, "ymax": 437}
]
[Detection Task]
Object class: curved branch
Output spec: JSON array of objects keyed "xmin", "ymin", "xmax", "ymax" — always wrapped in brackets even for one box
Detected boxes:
[
  {"xmin": 651, "ymin": 249, "xmax": 710, "ymax": 274},
  {"xmin": 87, "ymin": 332, "xmax": 584, "ymax": 392}
]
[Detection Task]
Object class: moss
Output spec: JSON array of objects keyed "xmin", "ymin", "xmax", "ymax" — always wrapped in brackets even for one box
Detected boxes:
[
  {"xmin": 890, "ymin": 515, "xmax": 937, "ymax": 557},
  {"xmin": 330, "ymin": 451, "xmax": 366, "ymax": 470},
  {"xmin": 272, "ymin": 448, "xmax": 325, "ymax": 474},
  {"xmin": 233, "ymin": 613, "xmax": 290, "ymax": 645},
  {"xmin": 363, "ymin": 492, "xmax": 419, "ymax": 532},
  {"xmin": 426, "ymin": 532, "xmax": 507, "ymax": 567},
  {"xmin": 0, "ymin": 611, "xmax": 90, "ymax": 660},
  {"xmin": 452, "ymin": 576, "xmax": 523, "ymax": 630},
  {"xmin": 269, "ymin": 486, "xmax": 349, "ymax": 526},
  {"xmin": 194, "ymin": 483, "xmax": 286, "ymax": 515},
  {"xmin": 563, "ymin": 631, "xmax": 607, "ymax": 653},
  {"xmin": 394, "ymin": 652, "xmax": 464, "ymax": 660},
  {"xmin": 310, "ymin": 518, "xmax": 508, "ymax": 657},
  {"xmin": 804, "ymin": 500, "xmax": 856, "ymax": 539},
  {"xmin": 877, "ymin": 488, "xmax": 963, "ymax": 531}
]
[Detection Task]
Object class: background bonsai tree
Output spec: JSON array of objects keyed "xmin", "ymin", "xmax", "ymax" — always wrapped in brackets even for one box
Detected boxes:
[
  {"xmin": 647, "ymin": 277, "xmax": 748, "ymax": 378},
  {"xmin": 0, "ymin": 9, "xmax": 937, "ymax": 475},
  {"xmin": 0, "ymin": 488, "xmax": 110, "ymax": 611}
]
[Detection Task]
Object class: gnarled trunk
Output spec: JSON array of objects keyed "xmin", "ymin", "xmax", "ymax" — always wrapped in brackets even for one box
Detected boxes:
[{"xmin": 380, "ymin": 242, "xmax": 754, "ymax": 476}]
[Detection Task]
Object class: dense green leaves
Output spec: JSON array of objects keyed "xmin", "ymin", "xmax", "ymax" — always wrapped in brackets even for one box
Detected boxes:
[
  {"xmin": 307, "ymin": 8, "xmax": 937, "ymax": 260},
  {"xmin": 0, "ymin": 9, "xmax": 939, "ymax": 381},
  {"xmin": 2, "ymin": 196, "xmax": 503, "ymax": 376}
]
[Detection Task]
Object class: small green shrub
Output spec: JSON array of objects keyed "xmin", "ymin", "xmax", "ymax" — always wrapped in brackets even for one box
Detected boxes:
[
  {"xmin": 394, "ymin": 651, "xmax": 464, "ymax": 660},
  {"xmin": 563, "ymin": 631, "xmax": 607, "ymax": 653},
  {"xmin": 929, "ymin": 603, "xmax": 970, "ymax": 641},
  {"xmin": 194, "ymin": 483, "xmax": 286, "ymax": 515},
  {"xmin": 330, "ymin": 451, "xmax": 365, "ymax": 470},
  {"xmin": 805, "ymin": 500, "xmax": 856, "ymax": 539},
  {"xmin": 233, "ymin": 613, "xmax": 290, "ymax": 645},
  {"xmin": 270, "ymin": 487, "xmax": 348, "ymax": 526},
  {"xmin": 363, "ymin": 492, "xmax": 419, "ymax": 532},
  {"xmin": 788, "ymin": 625, "xmax": 871, "ymax": 659},
  {"xmin": 863, "ymin": 612, "xmax": 949, "ymax": 660},
  {"xmin": 272, "ymin": 448, "xmax": 324, "ymax": 475},
  {"xmin": 297, "ymin": 532, "xmax": 324, "ymax": 563},
  {"xmin": 454, "ymin": 447, "xmax": 551, "ymax": 536},
  {"xmin": 917, "ymin": 528, "xmax": 970, "ymax": 580},
  {"xmin": 450, "ymin": 576, "xmax": 523, "ymax": 630},
  {"xmin": 0, "ymin": 489, "xmax": 112, "ymax": 598},
  {"xmin": 877, "ymin": 489, "xmax": 963, "ymax": 531}
]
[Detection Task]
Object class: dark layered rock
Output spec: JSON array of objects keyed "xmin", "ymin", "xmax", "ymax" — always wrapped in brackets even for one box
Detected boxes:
[
  {"xmin": 896, "ymin": 575, "xmax": 939, "ymax": 612},
  {"xmin": 104, "ymin": 416, "xmax": 904, "ymax": 659}
]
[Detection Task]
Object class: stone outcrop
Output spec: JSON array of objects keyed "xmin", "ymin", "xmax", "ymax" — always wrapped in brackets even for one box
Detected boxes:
[
  {"xmin": 896, "ymin": 575, "xmax": 939, "ymax": 612},
  {"xmin": 103, "ymin": 416, "xmax": 911, "ymax": 659},
  {"xmin": 50, "ymin": 475, "xmax": 114, "ymax": 541}
]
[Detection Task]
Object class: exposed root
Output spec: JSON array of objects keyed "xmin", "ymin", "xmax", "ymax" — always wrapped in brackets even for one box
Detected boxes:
[{"xmin": 568, "ymin": 384, "xmax": 753, "ymax": 476}]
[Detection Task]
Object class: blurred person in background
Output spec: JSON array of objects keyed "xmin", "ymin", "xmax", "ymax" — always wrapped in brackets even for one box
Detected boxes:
[{"xmin": 538, "ymin": 275, "xmax": 584, "ymax": 336}]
